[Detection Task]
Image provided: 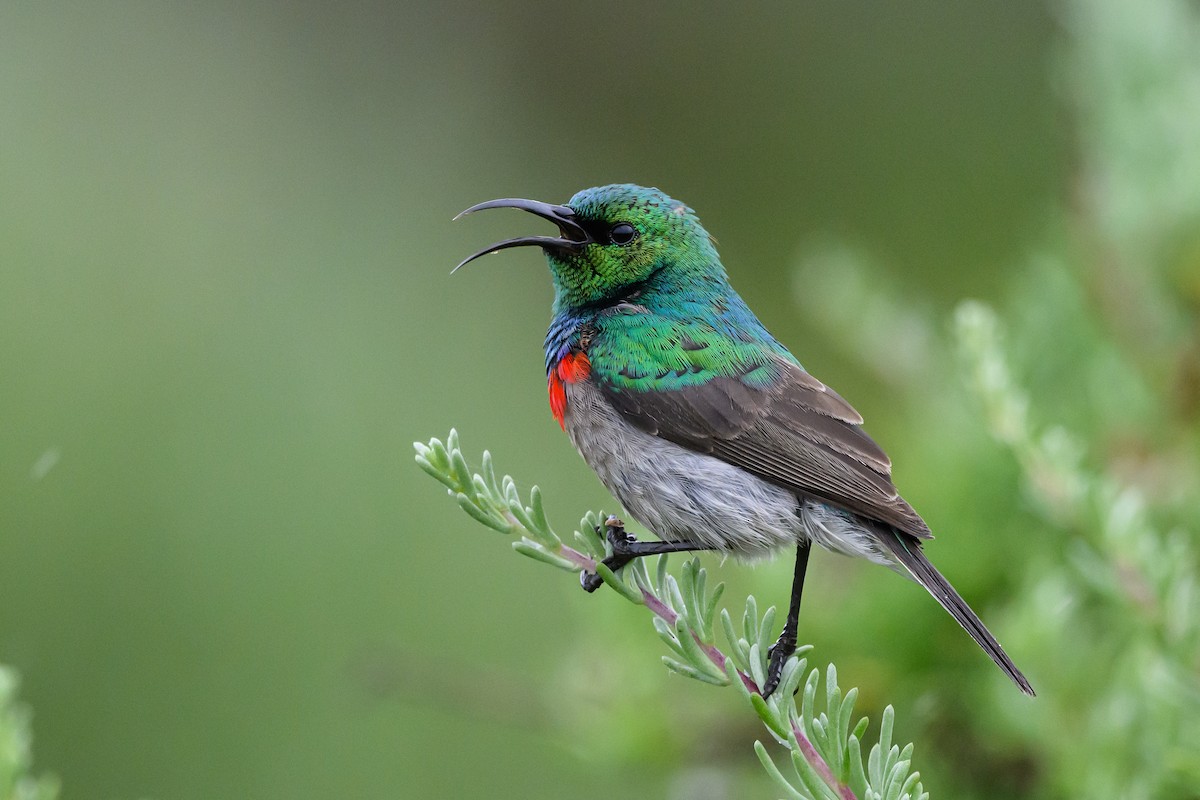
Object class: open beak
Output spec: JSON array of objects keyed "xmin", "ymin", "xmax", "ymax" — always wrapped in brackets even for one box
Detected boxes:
[{"xmin": 452, "ymin": 198, "xmax": 591, "ymax": 273}]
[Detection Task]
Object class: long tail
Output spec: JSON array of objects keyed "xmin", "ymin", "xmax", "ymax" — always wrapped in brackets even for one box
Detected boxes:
[{"xmin": 875, "ymin": 528, "xmax": 1035, "ymax": 696}]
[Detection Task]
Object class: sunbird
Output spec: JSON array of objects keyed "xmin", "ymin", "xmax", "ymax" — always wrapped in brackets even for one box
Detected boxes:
[{"xmin": 455, "ymin": 184, "xmax": 1034, "ymax": 697}]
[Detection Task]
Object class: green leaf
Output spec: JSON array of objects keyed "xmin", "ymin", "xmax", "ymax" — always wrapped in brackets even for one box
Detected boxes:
[
  {"xmin": 702, "ymin": 580, "xmax": 725, "ymax": 642},
  {"xmin": 480, "ymin": 450, "xmax": 500, "ymax": 496},
  {"xmin": 900, "ymin": 770, "xmax": 922, "ymax": 799},
  {"xmin": 662, "ymin": 656, "xmax": 728, "ymax": 686},
  {"xmin": 414, "ymin": 455, "xmax": 459, "ymax": 492},
  {"xmin": 847, "ymin": 735, "xmax": 869, "ymax": 798},
  {"xmin": 528, "ymin": 486, "xmax": 559, "ymax": 545},
  {"xmin": 720, "ymin": 608, "xmax": 745, "ymax": 666},
  {"xmin": 788, "ymin": 746, "xmax": 840, "ymax": 800},
  {"xmin": 777, "ymin": 655, "xmax": 805, "ymax": 700},
  {"xmin": 448, "ymin": 444, "xmax": 474, "ymax": 492},
  {"xmin": 673, "ymin": 620, "xmax": 725, "ymax": 682},
  {"xmin": 879, "ymin": 706, "xmax": 895, "ymax": 762},
  {"xmin": 572, "ymin": 529, "xmax": 598, "ymax": 558},
  {"xmin": 748, "ymin": 643, "xmax": 767, "ymax": 692},
  {"xmin": 456, "ymin": 492, "xmax": 511, "ymax": 533},
  {"xmin": 511, "ymin": 539, "xmax": 577, "ymax": 571},
  {"xmin": 505, "ymin": 499, "xmax": 541, "ymax": 540},
  {"xmin": 751, "ymin": 691, "xmax": 789, "ymax": 740},
  {"xmin": 577, "ymin": 512, "xmax": 606, "ymax": 554},
  {"xmin": 651, "ymin": 617, "xmax": 687, "ymax": 658},
  {"xmin": 595, "ymin": 562, "xmax": 643, "ymax": 604},
  {"xmin": 754, "ymin": 741, "xmax": 806, "ymax": 800},
  {"xmin": 743, "ymin": 595, "xmax": 760, "ymax": 646},
  {"xmin": 425, "ymin": 436, "xmax": 449, "ymax": 469},
  {"xmin": 757, "ymin": 605, "xmax": 777, "ymax": 651}
]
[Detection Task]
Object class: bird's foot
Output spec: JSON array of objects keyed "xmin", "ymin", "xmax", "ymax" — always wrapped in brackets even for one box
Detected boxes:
[
  {"xmin": 602, "ymin": 515, "xmax": 635, "ymax": 553},
  {"xmin": 580, "ymin": 516, "xmax": 634, "ymax": 593},
  {"xmin": 762, "ymin": 637, "xmax": 796, "ymax": 698}
]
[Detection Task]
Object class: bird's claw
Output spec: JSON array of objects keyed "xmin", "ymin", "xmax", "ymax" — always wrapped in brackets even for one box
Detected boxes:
[
  {"xmin": 603, "ymin": 516, "xmax": 635, "ymax": 553},
  {"xmin": 580, "ymin": 517, "xmax": 634, "ymax": 593},
  {"xmin": 762, "ymin": 640, "xmax": 793, "ymax": 698},
  {"xmin": 580, "ymin": 570, "xmax": 603, "ymax": 592}
]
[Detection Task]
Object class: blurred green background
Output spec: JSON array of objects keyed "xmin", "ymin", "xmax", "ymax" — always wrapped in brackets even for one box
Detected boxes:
[{"xmin": 2, "ymin": 2, "xmax": 1197, "ymax": 799}]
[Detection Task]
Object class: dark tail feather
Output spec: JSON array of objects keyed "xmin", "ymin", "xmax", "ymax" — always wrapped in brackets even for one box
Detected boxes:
[{"xmin": 876, "ymin": 528, "xmax": 1036, "ymax": 696}]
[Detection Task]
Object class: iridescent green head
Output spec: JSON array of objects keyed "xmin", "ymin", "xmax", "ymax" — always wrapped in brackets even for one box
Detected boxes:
[{"xmin": 455, "ymin": 184, "xmax": 722, "ymax": 308}]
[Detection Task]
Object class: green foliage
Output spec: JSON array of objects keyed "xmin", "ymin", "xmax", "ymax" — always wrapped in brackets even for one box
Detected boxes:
[
  {"xmin": 0, "ymin": 669, "xmax": 58, "ymax": 800},
  {"xmin": 775, "ymin": 0, "xmax": 1200, "ymax": 795},
  {"xmin": 416, "ymin": 431, "xmax": 926, "ymax": 800},
  {"xmin": 957, "ymin": 304, "xmax": 1200, "ymax": 798}
]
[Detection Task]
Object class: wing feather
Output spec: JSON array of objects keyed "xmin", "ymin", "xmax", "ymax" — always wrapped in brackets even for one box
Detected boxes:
[{"xmin": 598, "ymin": 356, "xmax": 931, "ymax": 540}]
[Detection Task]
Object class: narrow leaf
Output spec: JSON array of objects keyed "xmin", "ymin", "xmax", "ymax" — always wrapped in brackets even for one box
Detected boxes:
[
  {"xmin": 788, "ymin": 746, "xmax": 842, "ymax": 800},
  {"xmin": 456, "ymin": 492, "xmax": 511, "ymax": 532},
  {"xmin": 595, "ymin": 562, "xmax": 643, "ymax": 604},
  {"xmin": 528, "ymin": 486, "xmax": 559, "ymax": 544},
  {"xmin": 511, "ymin": 540, "xmax": 577, "ymax": 571},
  {"xmin": 449, "ymin": 446, "xmax": 474, "ymax": 493},
  {"xmin": 751, "ymin": 692, "xmax": 789, "ymax": 740},
  {"xmin": 415, "ymin": 456, "xmax": 459, "ymax": 491},
  {"xmin": 754, "ymin": 741, "xmax": 806, "ymax": 800},
  {"xmin": 662, "ymin": 656, "xmax": 728, "ymax": 686}
]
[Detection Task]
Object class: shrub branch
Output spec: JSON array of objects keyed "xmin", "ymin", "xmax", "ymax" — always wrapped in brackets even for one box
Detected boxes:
[{"xmin": 415, "ymin": 430, "xmax": 927, "ymax": 800}]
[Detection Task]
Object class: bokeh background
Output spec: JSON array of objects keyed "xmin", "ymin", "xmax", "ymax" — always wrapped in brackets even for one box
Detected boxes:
[{"xmin": 2, "ymin": 2, "xmax": 1198, "ymax": 798}]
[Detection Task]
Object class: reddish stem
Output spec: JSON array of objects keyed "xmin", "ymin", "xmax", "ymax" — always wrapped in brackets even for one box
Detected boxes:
[
  {"xmin": 640, "ymin": 588, "xmax": 678, "ymax": 625},
  {"xmin": 791, "ymin": 718, "xmax": 857, "ymax": 800},
  {"xmin": 640, "ymin": 588, "xmax": 760, "ymax": 694},
  {"xmin": 556, "ymin": 544, "xmax": 597, "ymax": 571}
]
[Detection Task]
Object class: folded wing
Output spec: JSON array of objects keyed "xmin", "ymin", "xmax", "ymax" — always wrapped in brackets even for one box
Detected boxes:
[{"xmin": 597, "ymin": 356, "xmax": 932, "ymax": 540}]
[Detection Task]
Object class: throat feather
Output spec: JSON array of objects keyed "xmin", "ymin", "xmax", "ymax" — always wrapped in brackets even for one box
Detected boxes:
[{"xmin": 548, "ymin": 352, "xmax": 590, "ymax": 428}]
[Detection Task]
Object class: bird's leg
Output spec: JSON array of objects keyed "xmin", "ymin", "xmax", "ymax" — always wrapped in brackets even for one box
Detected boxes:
[
  {"xmin": 763, "ymin": 540, "xmax": 813, "ymax": 697},
  {"xmin": 580, "ymin": 516, "xmax": 711, "ymax": 593}
]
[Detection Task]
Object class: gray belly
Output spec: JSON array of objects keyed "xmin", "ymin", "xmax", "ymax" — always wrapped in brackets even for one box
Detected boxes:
[{"xmin": 563, "ymin": 381, "xmax": 895, "ymax": 565}]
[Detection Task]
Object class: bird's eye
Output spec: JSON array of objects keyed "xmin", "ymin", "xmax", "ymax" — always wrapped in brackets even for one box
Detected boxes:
[{"xmin": 609, "ymin": 223, "xmax": 637, "ymax": 245}]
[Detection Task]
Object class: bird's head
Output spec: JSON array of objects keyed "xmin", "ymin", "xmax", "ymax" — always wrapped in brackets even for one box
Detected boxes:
[{"xmin": 455, "ymin": 184, "xmax": 720, "ymax": 308}]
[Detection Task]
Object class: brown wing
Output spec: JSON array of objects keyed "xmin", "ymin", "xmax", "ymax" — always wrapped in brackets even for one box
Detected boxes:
[{"xmin": 598, "ymin": 357, "xmax": 932, "ymax": 540}]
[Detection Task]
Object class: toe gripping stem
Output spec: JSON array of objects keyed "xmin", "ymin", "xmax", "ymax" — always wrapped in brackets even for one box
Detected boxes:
[{"xmin": 580, "ymin": 517, "xmax": 707, "ymax": 593}]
